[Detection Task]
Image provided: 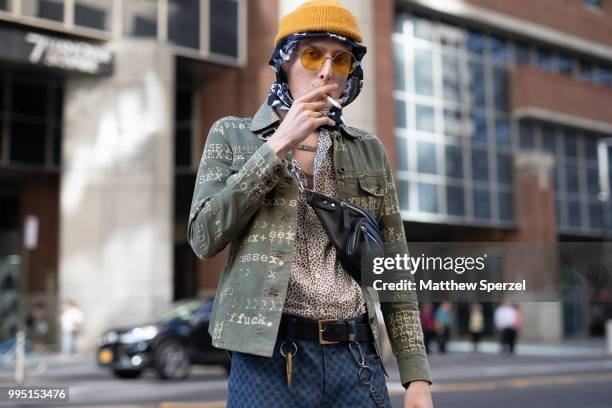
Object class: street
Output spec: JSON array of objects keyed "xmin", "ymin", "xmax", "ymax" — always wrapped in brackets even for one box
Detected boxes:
[{"xmin": 1, "ymin": 340, "xmax": 611, "ymax": 407}]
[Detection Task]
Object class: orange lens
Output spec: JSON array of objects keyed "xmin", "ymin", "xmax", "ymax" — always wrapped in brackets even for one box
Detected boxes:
[
  {"xmin": 299, "ymin": 47, "xmax": 326, "ymax": 70},
  {"xmin": 332, "ymin": 51, "xmax": 356, "ymax": 75}
]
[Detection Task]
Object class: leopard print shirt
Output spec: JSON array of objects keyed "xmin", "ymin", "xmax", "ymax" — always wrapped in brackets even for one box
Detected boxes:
[{"xmin": 283, "ymin": 128, "xmax": 366, "ymax": 320}]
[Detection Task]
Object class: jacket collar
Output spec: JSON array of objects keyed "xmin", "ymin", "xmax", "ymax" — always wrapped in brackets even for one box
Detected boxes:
[{"xmin": 249, "ymin": 102, "xmax": 359, "ymax": 139}]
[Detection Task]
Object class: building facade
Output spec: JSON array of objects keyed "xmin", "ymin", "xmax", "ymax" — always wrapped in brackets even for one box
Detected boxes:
[{"xmin": 1, "ymin": 0, "xmax": 611, "ymax": 348}]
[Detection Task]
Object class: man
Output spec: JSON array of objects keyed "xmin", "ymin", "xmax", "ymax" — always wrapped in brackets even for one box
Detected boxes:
[{"xmin": 188, "ymin": 1, "xmax": 433, "ymax": 406}]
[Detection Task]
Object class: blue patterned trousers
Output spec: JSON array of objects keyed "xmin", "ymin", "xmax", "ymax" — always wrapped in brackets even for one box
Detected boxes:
[{"xmin": 226, "ymin": 315, "xmax": 392, "ymax": 408}]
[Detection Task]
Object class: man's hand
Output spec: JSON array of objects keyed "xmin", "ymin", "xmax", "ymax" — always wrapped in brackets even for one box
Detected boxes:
[
  {"xmin": 404, "ymin": 380, "xmax": 433, "ymax": 408},
  {"xmin": 266, "ymin": 84, "xmax": 337, "ymax": 158}
]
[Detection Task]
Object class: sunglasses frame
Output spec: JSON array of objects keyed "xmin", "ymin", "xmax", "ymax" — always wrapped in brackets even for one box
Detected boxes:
[{"xmin": 295, "ymin": 45, "xmax": 357, "ymax": 75}]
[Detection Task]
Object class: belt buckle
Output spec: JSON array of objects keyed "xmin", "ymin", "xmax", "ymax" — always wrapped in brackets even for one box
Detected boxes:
[{"xmin": 318, "ymin": 319, "xmax": 339, "ymax": 345}]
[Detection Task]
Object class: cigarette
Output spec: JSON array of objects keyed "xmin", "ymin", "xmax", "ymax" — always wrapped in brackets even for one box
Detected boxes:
[{"xmin": 325, "ymin": 95, "xmax": 342, "ymax": 110}]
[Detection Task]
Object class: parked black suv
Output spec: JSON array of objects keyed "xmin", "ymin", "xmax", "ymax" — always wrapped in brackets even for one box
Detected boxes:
[{"xmin": 97, "ymin": 298, "xmax": 230, "ymax": 379}]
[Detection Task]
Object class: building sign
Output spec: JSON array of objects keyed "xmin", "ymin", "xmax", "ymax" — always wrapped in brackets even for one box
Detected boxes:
[{"xmin": 0, "ymin": 26, "xmax": 113, "ymax": 75}]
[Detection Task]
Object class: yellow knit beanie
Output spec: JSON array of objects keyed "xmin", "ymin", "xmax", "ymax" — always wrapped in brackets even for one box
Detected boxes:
[{"xmin": 274, "ymin": 0, "xmax": 363, "ymax": 46}]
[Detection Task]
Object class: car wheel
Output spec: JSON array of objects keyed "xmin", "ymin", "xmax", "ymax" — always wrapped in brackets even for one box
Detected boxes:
[
  {"xmin": 154, "ymin": 340, "xmax": 191, "ymax": 380},
  {"xmin": 113, "ymin": 369, "xmax": 142, "ymax": 379}
]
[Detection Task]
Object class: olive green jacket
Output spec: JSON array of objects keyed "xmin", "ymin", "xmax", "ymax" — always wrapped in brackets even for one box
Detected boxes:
[{"xmin": 188, "ymin": 102, "xmax": 432, "ymax": 386}]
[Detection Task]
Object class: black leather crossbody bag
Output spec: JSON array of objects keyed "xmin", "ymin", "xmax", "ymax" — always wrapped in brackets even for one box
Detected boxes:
[{"xmin": 304, "ymin": 189, "xmax": 384, "ymax": 285}]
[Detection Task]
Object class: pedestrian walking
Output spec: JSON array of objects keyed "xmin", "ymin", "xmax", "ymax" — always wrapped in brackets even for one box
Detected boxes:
[
  {"xmin": 434, "ymin": 302, "xmax": 453, "ymax": 354},
  {"xmin": 494, "ymin": 301, "xmax": 517, "ymax": 354},
  {"xmin": 468, "ymin": 303, "xmax": 484, "ymax": 353},
  {"xmin": 187, "ymin": 1, "xmax": 433, "ymax": 406},
  {"xmin": 420, "ymin": 304, "xmax": 436, "ymax": 354},
  {"xmin": 60, "ymin": 300, "xmax": 84, "ymax": 357}
]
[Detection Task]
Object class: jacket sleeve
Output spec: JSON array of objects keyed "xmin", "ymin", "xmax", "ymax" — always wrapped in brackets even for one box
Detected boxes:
[
  {"xmin": 187, "ymin": 117, "xmax": 285, "ymax": 260},
  {"xmin": 377, "ymin": 141, "xmax": 433, "ymax": 387}
]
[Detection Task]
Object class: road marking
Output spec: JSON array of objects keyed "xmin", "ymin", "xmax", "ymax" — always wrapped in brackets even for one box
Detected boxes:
[{"xmin": 386, "ymin": 372, "xmax": 612, "ymax": 394}]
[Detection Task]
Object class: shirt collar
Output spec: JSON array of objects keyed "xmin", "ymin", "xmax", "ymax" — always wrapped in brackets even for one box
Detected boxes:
[{"xmin": 249, "ymin": 101, "xmax": 359, "ymax": 139}]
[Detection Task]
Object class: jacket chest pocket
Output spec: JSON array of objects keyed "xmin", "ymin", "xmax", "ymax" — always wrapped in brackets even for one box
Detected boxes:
[{"xmin": 353, "ymin": 175, "xmax": 386, "ymax": 219}]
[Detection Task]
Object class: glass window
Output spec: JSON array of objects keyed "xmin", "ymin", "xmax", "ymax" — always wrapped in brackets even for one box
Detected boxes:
[
  {"xmin": 536, "ymin": 48, "xmax": 555, "ymax": 71},
  {"xmin": 499, "ymin": 192, "xmax": 514, "ymax": 221},
  {"xmin": 565, "ymin": 164, "xmax": 579, "ymax": 194},
  {"xmin": 394, "ymin": 13, "xmax": 406, "ymax": 34},
  {"xmin": 557, "ymin": 53, "xmax": 573, "ymax": 75},
  {"xmin": 567, "ymin": 200, "xmax": 581, "ymax": 227},
  {"xmin": 542, "ymin": 125, "xmax": 557, "ymax": 154},
  {"xmin": 490, "ymin": 36, "xmax": 508, "ymax": 64},
  {"xmin": 495, "ymin": 119, "xmax": 511, "ymax": 146},
  {"xmin": 415, "ymin": 104, "xmax": 435, "ymax": 133},
  {"xmin": 52, "ymin": 126, "xmax": 61, "ymax": 165},
  {"xmin": 210, "ymin": 0, "xmax": 239, "ymax": 57},
  {"xmin": 395, "ymin": 99, "xmax": 407, "ymax": 128},
  {"xmin": 578, "ymin": 60, "xmax": 595, "ymax": 82},
  {"xmin": 442, "ymin": 53, "xmax": 461, "ymax": 102},
  {"xmin": 444, "ymin": 108, "xmax": 464, "ymax": 138},
  {"xmin": 596, "ymin": 66, "xmax": 612, "ymax": 87},
  {"xmin": 438, "ymin": 22, "xmax": 463, "ymax": 49},
  {"xmin": 53, "ymin": 85, "xmax": 63, "ymax": 121},
  {"xmin": 555, "ymin": 198, "xmax": 564, "ymax": 226},
  {"xmin": 418, "ymin": 182, "xmax": 438, "ymax": 213},
  {"xmin": 584, "ymin": 134, "xmax": 598, "ymax": 161},
  {"xmin": 0, "ymin": 0, "xmax": 8, "ymax": 11},
  {"xmin": 471, "ymin": 149, "xmax": 489, "ymax": 182},
  {"xmin": 175, "ymin": 127, "xmax": 192, "ymax": 167},
  {"xmin": 393, "ymin": 41, "xmax": 406, "ymax": 91},
  {"xmin": 175, "ymin": 88, "xmax": 192, "ymax": 122},
  {"xmin": 75, "ymin": 0, "xmax": 112, "ymax": 31},
  {"xmin": 584, "ymin": 0, "xmax": 603, "ymax": 10},
  {"xmin": 396, "ymin": 137, "xmax": 409, "ymax": 171},
  {"xmin": 412, "ymin": 15, "xmax": 433, "ymax": 40},
  {"xmin": 586, "ymin": 166, "xmax": 599, "ymax": 198},
  {"xmin": 497, "ymin": 152, "xmax": 513, "ymax": 185},
  {"xmin": 11, "ymin": 81, "xmax": 47, "ymax": 117},
  {"xmin": 519, "ymin": 121, "xmax": 534, "ymax": 149},
  {"xmin": 468, "ymin": 61, "xmax": 486, "ymax": 108},
  {"xmin": 493, "ymin": 68, "xmax": 509, "ymax": 112},
  {"xmin": 473, "ymin": 189, "xmax": 491, "ymax": 219},
  {"xmin": 447, "ymin": 185, "xmax": 465, "ymax": 216},
  {"xmin": 0, "ymin": 77, "xmax": 5, "ymax": 112},
  {"xmin": 467, "ymin": 30, "xmax": 486, "ymax": 55},
  {"xmin": 471, "ymin": 113, "xmax": 487, "ymax": 145},
  {"xmin": 445, "ymin": 145, "xmax": 463, "ymax": 178},
  {"xmin": 22, "ymin": 0, "xmax": 64, "ymax": 22},
  {"xmin": 563, "ymin": 129, "xmax": 578, "ymax": 158},
  {"xmin": 588, "ymin": 203, "xmax": 603, "ymax": 229},
  {"xmin": 10, "ymin": 120, "xmax": 46, "ymax": 164},
  {"xmin": 414, "ymin": 48, "xmax": 434, "ymax": 96},
  {"xmin": 417, "ymin": 141, "xmax": 437, "ymax": 175},
  {"xmin": 168, "ymin": 0, "xmax": 200, "ymax": 49},
  {"xmin": 398, "ymin": 180, "xmax": 410, "ymax": 211},
  {"xmin": 514, "ymin": 41, "xmax": 530, "ymax": 65},
  {"xmin": 124, "ymin": 0, "xmax": 158, "ymax": 37}
]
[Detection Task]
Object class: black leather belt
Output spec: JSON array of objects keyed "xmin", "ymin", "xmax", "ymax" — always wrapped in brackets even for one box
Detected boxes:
[{"xmin": 279, "ymin": 314, "xmax": 373, "ymax": 344}]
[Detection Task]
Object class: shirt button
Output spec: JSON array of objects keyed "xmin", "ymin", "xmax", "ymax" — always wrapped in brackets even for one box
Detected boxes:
[
  {"xmin": 315, "ymin": 273, "xmax": 321, "ymax": 279},
  {"xmin": 278, "ymin": 261, "xmax": 284, "ymax": 266}
]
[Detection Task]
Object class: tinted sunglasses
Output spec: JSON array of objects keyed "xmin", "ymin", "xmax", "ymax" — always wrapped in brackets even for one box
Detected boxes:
[{"xmin": 296, "ymin": 46, "xmax": 357, "ymax": 76}]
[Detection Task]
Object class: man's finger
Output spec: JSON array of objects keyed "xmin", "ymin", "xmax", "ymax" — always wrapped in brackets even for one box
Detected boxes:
[{"xmin": 301, "ymin": 101, "xmax": 329, "ymax": 111}]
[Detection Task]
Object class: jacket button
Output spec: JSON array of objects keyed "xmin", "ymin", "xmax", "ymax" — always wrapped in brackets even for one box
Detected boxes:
[
  {"xmin": 273, "ymin": 164, "xmax": 283, "ymax": 175},
  {"xmin": 338, "ymin": 167, "xmax": 346, "ymax": 174}
]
